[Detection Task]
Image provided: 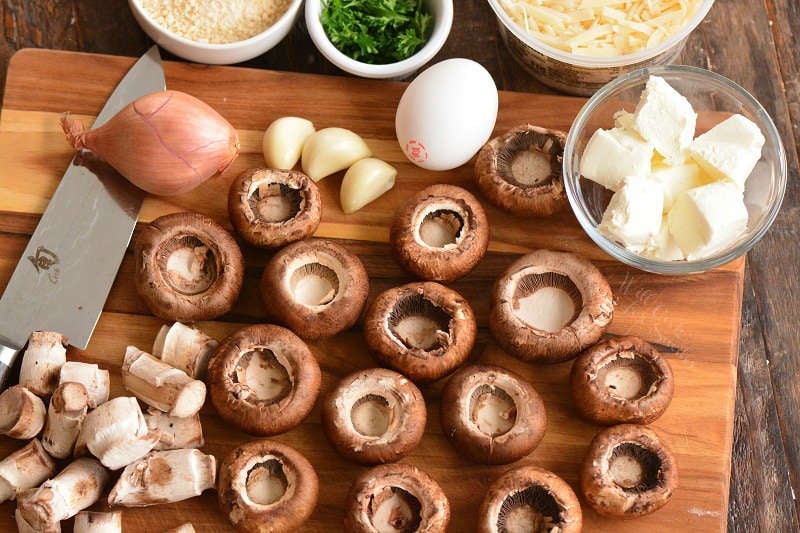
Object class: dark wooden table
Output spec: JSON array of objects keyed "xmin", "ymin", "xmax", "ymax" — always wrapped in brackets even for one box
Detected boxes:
[{"xmin": 1, "ymin": 1, "xmax": 798, "ymax": 531}]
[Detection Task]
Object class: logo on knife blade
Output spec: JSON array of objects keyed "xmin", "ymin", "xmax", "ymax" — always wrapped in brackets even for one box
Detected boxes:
[{"xmin": 27, "ymin": 246, "xmax": 60, "ymax": 284}]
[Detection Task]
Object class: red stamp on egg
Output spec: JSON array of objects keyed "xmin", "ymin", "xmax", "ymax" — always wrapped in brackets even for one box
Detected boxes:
[{"xmin": 405, "ymin": 140, "xmax": 428, "ymax": 164}]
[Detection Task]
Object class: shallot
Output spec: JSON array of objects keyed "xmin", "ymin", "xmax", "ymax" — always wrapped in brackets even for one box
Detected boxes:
[{"xmin": 62, "ymin": 90, "xmax": 239, "ymax": 196}]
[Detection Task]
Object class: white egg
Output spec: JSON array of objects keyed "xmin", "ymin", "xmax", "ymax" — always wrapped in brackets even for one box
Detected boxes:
[{"xmin": 395, "ymin": 58, "xmax": 499, "ymax": 171}]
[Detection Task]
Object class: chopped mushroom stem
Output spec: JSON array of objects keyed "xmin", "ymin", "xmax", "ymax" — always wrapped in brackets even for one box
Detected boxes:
[
  {"xmin": 152, "ymin": 322, "xmax": 218, "ymax": 379},
  {"xmin": 17, "ymin": 458, "xmax": 110, "ymax": 529},
  {"xmin": 108, "ymin": 449, "xmax": 216, "ymax": 507},
  {"xmin": 164, "ymin": 524, "xmax": 197, "ymax": 533},
  {"xmin": 15, "ymin": 506, "xmax": 59, "ymax": 533},
  {"xmin": 0, "ymin": 385, "xmax": 46, "ymax": 440},
  {"xmin": 122, "ymin": 346, "xmax": 207, "ymax": 418},
  {"xmin": 262, "ymin": 116, "xmax": 316, "ymax": 169},
  {"xmin": 144, "ymin": 408, "xmax": 205, "ymax": 451},
  {"xmin": 301, "ymin": 127, "xmax": 372, "ymax": 181},
  {"xmin": 59, "ymin": 362, "xmax": 110, "ymax": 408},
  {"xmin": 75, "ymin": 396, "xmax": 157, "ymax": 470},
  {"xmin": 73, "ymin": 511, "xmax": 123, "ymax": 533},
  {"xmin": 42, "ymin": 382, "xmax": 89, "ymax": 459},
  {"xmin": 0, "ymin": 440, "xmax": 56, "ymax": 503},
  {"xmin": 19, "ymin": 331, "xmax": 67, "ymax": 397}
]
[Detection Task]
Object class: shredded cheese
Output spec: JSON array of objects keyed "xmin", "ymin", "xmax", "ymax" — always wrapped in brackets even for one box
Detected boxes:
[{"xmin": 499, "ymin": 0, "xmax": 703, "ymax": 57}]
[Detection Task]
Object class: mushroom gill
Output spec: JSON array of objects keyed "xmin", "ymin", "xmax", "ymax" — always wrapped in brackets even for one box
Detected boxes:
[
  {"xmin": 496, "ymin": 486, "xmax": 563, "ymax": 533},
  {"xmin": 231, "ymin": 349, "xmax": 292, "ymax": 404},
  {"xmin": 512, "ymin": 272, "xmax": 582, "ymax": 333},
  {"xmin": 157, "ymin": 235, "xmax": 218, "ymax": 295},
  {"xmin": 289, "ymin": 262, "xmax": 340, "ymax": 307},
  {"xmin": 249, "ymin": 181, "xmax": 304, "ymax": 223},
  {"xmin": 597, "ymin": 354, "xmax": 659, "ymax": 401},
  {"xmin": 418, "ymin": 209, "xmax": 465, "ymax": 248},
  {"xmin": 469, "ymin": 385, "xmax": 517, "ymax": 438},
  {"xmin": 368, "ymin": 486, "xmax": 423, "ymax": 533},
  {"xmin": 351, "ymin": 394, "xmax": 394, "ymax": 438},
  {"xmin": 387, "ymin": 294, "xmax": 451, "ymax": 352},
  {"xmin": 495, "ymin": 128, "xmax": 563, "ymax": 189},
  {"xmin": 608, "ymin": 442, "xmax": 662, "ymax": 492},
  {"xmin": 246, "ymin": 458, "xmax": 289, "ymax": 505}
]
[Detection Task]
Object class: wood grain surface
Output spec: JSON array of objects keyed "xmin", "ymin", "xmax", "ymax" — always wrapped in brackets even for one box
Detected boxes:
[
  {"xmin": 0, "ymin": 48, "xmax": 745, "ymax": 532},
  {"xmin": 0, "ymin": 1, "xmax": 798, "ymax": 532}
]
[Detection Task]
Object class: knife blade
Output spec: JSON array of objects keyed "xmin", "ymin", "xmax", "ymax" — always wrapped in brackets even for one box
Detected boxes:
[{"xmin": 0, "ymin": 46, "xmax": 166, "ymax": 388}]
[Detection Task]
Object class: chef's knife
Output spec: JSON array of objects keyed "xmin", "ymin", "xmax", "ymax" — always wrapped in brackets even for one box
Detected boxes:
[{"xmin": 0, "ymin": 46, "xmax": 166, "ymax": 389}]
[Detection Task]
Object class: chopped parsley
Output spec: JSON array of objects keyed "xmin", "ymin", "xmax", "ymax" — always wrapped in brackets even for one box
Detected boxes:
[{"xmin": 320, "ymin": 0, "xmax": 434, "ymax": 65}]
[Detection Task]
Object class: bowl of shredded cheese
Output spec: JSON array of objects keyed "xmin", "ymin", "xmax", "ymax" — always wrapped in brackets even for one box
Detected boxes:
[
  {"xmin": 129, "ymin": 0, "xmax": 303, "ymax": 65},
  {"xmin": 487, "ymin": 0, "xmax": 715, "ymax": 95}
]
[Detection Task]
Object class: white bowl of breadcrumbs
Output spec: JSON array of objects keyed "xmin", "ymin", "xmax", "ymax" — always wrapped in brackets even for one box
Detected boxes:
[{"xmin": 129, "ymin": 0, "xmax": 303, "ymax": 64}]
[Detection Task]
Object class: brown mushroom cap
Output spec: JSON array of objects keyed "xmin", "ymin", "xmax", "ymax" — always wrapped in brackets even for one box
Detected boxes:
[
  {"xmin": 323, "ymin": 368, "xmax": 426, "ymax": 465},
  {"xmin": 490, "ymin": 249, "xmax": 614, "ymax": 364},
  {"xmin": 133, "ymin": 212, "xmax": 244, "ymax": 322},
  {"xmin": 208, "ymin": 324, "xmax": 321, "ymax": 436},
  {"xmin": 390, "ymin": 184, "xmax": 489, "ymax": 283},
  {"xmin": 478, "ymin": 465, "xmax": 582, "ymax": 533},
  {"xmin": 474, "ymin": 125, "xmax": 567, "ymax": 217},
  {"xmin": 218, "ymin": 439, "xmax": 319, "ymax": 533},
  {"xmin": 344, "ymin": 463, "xmax": 450, "ymax": 533},
  {"xmin": 440, "ymin": 364, "xmax": 546, "ymax": 465},
  {"xmin": 364, "ymin": 282, "xmax": 477, "ymax": 384},
  {"xmin": 571, "ymin": 336, "xmax": 674, "ymax": 425},
  {"xmin": 581, "ymin": 424, "xmax": 678, "ymax": 518},
  {"xmin": 260, "ymin": 238, "xmax": 369, "ymax": 340},
  {"xmin": 228, "ymin": 168, "xmax": 322, "ymax": 249}
]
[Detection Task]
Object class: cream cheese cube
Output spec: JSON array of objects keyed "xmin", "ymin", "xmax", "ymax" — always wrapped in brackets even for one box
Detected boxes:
[
  {"xmin": 580, "ymin": 127, "xmax": 654, "ymax": 191},
  {"xmin": 689, "ymin": 113, "xmax": 765, "ymax": 190},
  {"xmin": 598, "ymin": 176, "xmax": 664, "ymax": 252},
  {"xmin": 667, "ymin": 181, "xmax": 748, "ymax": 260},
  {"xmin": 642, "ymin": 219, "xmax": 685, "ymax": 261},
  {"xmin": 633, "ymin": 76, "xmax": 697, "ymax": 164},
  {"xmin": 650, "ymin": 161, "xmax": 711, "ymax": 212}
]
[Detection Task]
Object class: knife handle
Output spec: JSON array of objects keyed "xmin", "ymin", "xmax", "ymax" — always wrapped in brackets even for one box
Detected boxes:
[{"xmin": 0, "ymin": 341, "xmax": 21, "ymax": 391}]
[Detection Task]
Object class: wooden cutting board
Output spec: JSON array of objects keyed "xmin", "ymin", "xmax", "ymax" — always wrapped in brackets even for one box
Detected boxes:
[{"xmin": 0, "ymin": 49, "xmax": 742, "ymax": 532}]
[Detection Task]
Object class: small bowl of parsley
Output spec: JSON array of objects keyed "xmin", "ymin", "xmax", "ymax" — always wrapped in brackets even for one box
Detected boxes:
[{"xmin": 305, "ymin": 0, "xmax": 453, "ymax": 79}]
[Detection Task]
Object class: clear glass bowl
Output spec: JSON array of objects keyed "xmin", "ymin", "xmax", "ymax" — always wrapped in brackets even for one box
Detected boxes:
[{"xmin": 563, "ymin": 65, "xmax": 787, "ymax": 274}]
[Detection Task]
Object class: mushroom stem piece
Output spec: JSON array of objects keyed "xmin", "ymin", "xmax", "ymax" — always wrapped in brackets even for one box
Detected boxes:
[
  {"xmin": 152, "ymin": 322, "xmax": 218, "ymax": 379},
  {"xmin": 164, "ymin": 524, "xmax": 197, "ymax": 533},
  {"xmin": 19, "ymin": 331, "xmax": 67, "ymax": 397},
  {"xmin": 73, "ymin": 511, "xmax": 123, "ymax": 533},
  {"xmin": 59, "ymin": 362, "xmax": 110, "ymax": 408},
  {"xmin": 0, "ymin": 385, "xmax": 46, "ymax": 439},
  {"xmin": 108, "ymin": 449, "xmax": 216, "ymax": 507},
  {"xmin": 122, "ymin": 346, "xmax": 207, "ymax": 418},
  {"xmin": 42, "ymin": 382, "xmax": 89, "ymax": 459},
  {"xmin": 15, "ymin": 506, "xmax": 60, "ymax": 533},
  {"xmin": 0, "ymin": 440, "xmax": 56, "ymax": 503},
  {"xmin": 75, "ymin": 396, "xmax": 158, "ymax": 470},
  {"xmin": 145, "ymin": 408, "xmax": 204, "ymax": 450},
  {"xmin": 17, "ymin": 458, "xmax": 110, "ymax": 529}
]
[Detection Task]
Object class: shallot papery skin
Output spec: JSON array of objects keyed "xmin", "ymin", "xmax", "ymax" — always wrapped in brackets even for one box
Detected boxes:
[{"xmin": 62, "ymin": 90, "xmax": 240, "ymax": 196}]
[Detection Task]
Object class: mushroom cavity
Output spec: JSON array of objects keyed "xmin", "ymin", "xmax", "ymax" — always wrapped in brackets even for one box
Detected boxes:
[
  {"xmin": 208, "ymin": 325, "xmax": 321, "ymax": 436},
  {"xmin": 323, "ymin": 368, "xmax": 426, "ymax": 465},
  {"xmin": 571, "ymin": 336, "xmax": 674, "ymax": 425},
  {"xmin": 474, "ymin": 125, "xmax": 567, "ymax": 217},
  {"xmin": 478, "ymin": 466, "xmax": 582, "ymax": 533},
  {"xmin": 134, "ymin": 212, "xmax": 244, "ymax": 322},
  {"xmin": 441, "ymin": 365, "xmax": 546, "ymax": 464},
  {"xmin": 365, "ymin": 282, "xmax": 476, "ymax": 384},
  {"xmin": 490, "ymin": 250, "xmax": 614, "ymax": 364},
  {"xmin": 581, "ymin": 424, "xmax": 678, "ymax": 518},
  {"xmin": 218, "ymin": 440, "xmax": 318, "ymax": 532},
  {"xmin": 261, "ymin": 239, "xmax": 369, "ymax": 340},
  {"xmin": 390, "ymin": 184, "xmax": 489, "ymax": 283},
  {"xmin": 228, "ymin": 168, "xmax": 322, "ymax": 248},
  {"xmin": 344, "ymin": 463, "xmax": 450, "ymax": 533}
]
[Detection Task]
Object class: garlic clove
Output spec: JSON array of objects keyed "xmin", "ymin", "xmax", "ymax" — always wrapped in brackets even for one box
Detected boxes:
[
  {"xmin": 301, "ymin": 127, "xmax": 372, "ymax": 182},
  {"xmin": 340, "ymin": 158, "xmax": 397, "ymax": 214},
  {"xmin": 263, "ymin": 117, "xmax": 316, "ymax": 170}
]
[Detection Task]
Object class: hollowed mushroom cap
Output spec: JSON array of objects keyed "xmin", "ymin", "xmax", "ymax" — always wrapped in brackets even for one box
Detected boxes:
[
  {"xmin": 323, "ymin": 368, "xmax": 426, "ymax": 465},
  {"xmin": 228, "ymin": 168, "xmax": 321, "ymax": 249},
  {"xmin": 260, "ymin": 239, "xmax": 369, "ymax": 340},
  {"xmin": 474, "ymin": 125, "xmax": 567, "ymax": 217},
  {"xmin": 440, "ymin": 364, "xmax": 546, "ymax": 464},
  {"xmin": 364, "ymin": 282, "xmax": 477, "ymax": 384},
  {"xmin": 478, "ymin": 465, "xmax": 582, "ymax": 533},
  {"xmin": 134, "ymin": 212, "xmax": 244, "ymax": 322},
  {"xmin": 390, "ymin": 184, "xmax": 489, "ymax": 283},
  {"xmin": 218, "ymin": 439, "xmax": 318, "ymax": 533},
  {"xmin": 344, "ymin": 463, "xmax": 450, "ymax": 533},
  {"xmin": 490, "ymin": 249, "xmax": 614, "ymax": 364},
  {"xmin": 571, "ymin": 336, "xmax": 674, "ymax": 425},
  {"xmin": 581, "ymin": 424, "xmax": 678, "ymax": 518},
  {"xmin": 208, "ymin": 324, "xmax": 321, "ymax": 436}
]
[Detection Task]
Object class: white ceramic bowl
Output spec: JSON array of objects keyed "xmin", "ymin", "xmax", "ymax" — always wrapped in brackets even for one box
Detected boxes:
[
  {"xmin": 128, "ymin": 0, "xmax": 303, "ymax": 65},
  {"xmin": 305, "ymin": 0, "xmax": 453, "ymax": 79}
]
